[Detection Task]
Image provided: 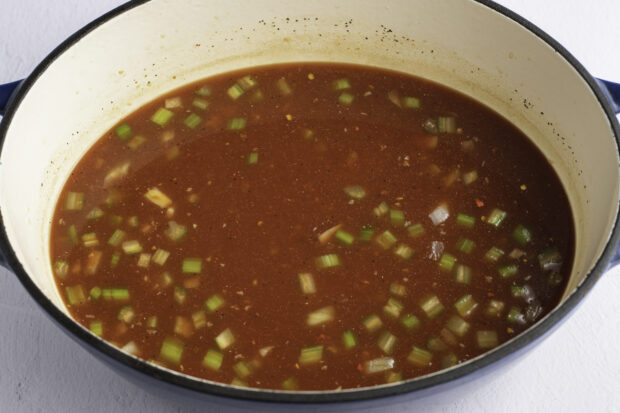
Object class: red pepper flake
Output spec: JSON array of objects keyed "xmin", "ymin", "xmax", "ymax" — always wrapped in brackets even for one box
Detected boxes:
[
  {"xmin": 475, "ymin": 198, "xmax": 485, "ymax": 207},
  {"xmin": 357, "ymin": 363, "xmax": 364, "ymax": 372}
]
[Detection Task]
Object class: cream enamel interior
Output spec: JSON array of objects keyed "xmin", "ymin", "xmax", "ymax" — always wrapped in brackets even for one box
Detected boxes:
[{"xmin": 1, "ymin": 0, "xmax": 618, "ymax": 322}]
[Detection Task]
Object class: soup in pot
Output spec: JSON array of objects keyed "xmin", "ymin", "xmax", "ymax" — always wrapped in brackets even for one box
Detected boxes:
[{"xmin": 50, "ymin": 63, "xmax": 573, "ymax": 390}]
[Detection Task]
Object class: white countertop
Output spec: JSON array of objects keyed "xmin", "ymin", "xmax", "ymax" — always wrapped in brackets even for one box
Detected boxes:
[{"xmin": 1, "ymin": 1, "xmax": 619, "ymax": 411}]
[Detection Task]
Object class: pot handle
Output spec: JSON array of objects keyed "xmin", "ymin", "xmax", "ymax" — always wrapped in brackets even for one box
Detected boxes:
[
  {"xmin": 0, "ymin": 79, "xmax": 23, "ymax": 117},
  {"xmin": 596, "ymin": 78, "xmax": 620, "ymax": 114}
]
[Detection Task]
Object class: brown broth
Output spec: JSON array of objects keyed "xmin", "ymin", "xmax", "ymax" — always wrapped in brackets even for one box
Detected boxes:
[{"xmin": 50, "ymin": 63, "xmax": 573, "ymax": 391}]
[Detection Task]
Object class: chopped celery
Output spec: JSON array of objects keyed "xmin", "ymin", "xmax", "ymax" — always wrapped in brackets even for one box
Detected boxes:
[
  {"xmin": 383, "ymin": 298, "xmax": 404, "ymax": 319},
  {"xmin": 246, "ymin": 152, "xmax": 259, "ymax": 165},
  {"xmin": 402, "ymin": 96, "xmax": 421, "ymax": 108},
  {"xmin": 67, "ymin": 225, "xmax": 78, "ymax": 246},
  {"xmin": 463, "ymin": 170, "xmax": 478, "ymax": 185},
  {"xmin": 454, "ymin": 264, "xmax": 472, "ymax": 285},
  {"xmin": 237, "ymin": 75, "xmax": 257, "ymax": 90},
  {"xmin": 420, "ymin": 295, "xmax": 444, "ymax": 319},
  {"xmin": 438, "ymin": 116, "xmax": 456, "ymax": 133},
  {"xmin": 332, "ymin": 78, "xmax": 351, "ymax": 90},
  {"xmin": 342, "ymin": 330, "xmax": 357, "ymax": 349},
  {"xmin": 303, "ymin": 129, "xmax": 314, "ymax": 139},
  {"xmin": 281, "ymin": 377, "xmax": 298, "ymax": 390},
  {"xmin": 454, "ymin": 294, "xmax": 478, "ymax": 317},
  {"xmin": 65, "ymin": 285, "xmax": 86, "ymax": 306},
  {"xmin": 507, "ymin": 306, "xmax": 526, "ymax": 324},
  {"xmin": 192, "ymin": 98, "xmax": 208, "ymax": 110},
  {"xmin": 307, "ymin": 306, "xmax": 335, "ymax": 326},
  {"xmin": 122, "ymin": 240, "xmax": 142, "ymax": 255},
  {"xmin": 477, "ymin": 330, "xmax": 499, "ymax": 348},
  {"xmin": 102, "ymin": 288, "xmax": 129, "ymax": 301},
  {"xmin": 85, "ymin": 250, "xmax": 102, "ymax": 275},
  {"xmin": 195, "ymin": 85, "xmax": 211, "ymax": 97},
  {"xmin": 393, "ymin": 244, "xmax": 413, "ymax": 259},
  {"xmin": 165, "ymin": 221, "xmax": 187, "ymax": 241},
  {"xmin": 232, "ymin": 378, "xmax": 249, "ymax": 387},
  {"xmin": 390, "ymin": 209, "xmax": 405, "ymax": 227},
  {"xmin": 485, "ymin": 300, "xmax": 505, "ymax": 318},
  {"xmin": 335, "ymin": 229, "xmax": 355, "ymax": 246},
  {"xmin": 184, "ymin": 113, "xmax": 202, "ymax": 129},
  {"xmin": 446, "ymin": 315, "xmax": 470, "ymax": 337},
  {"xmin": 65, "ymin": 192, "xmax": 84, "ymax": 211},
  {"xmin": 160, "ymin": 337, "xmax": 184, "ymax": 364},
  {"xmin": 487, "ymin": 208, "xmax": 507, "ymax": 227},
  {"xmin": 315, "ymin": 254, "xmax": 341, "ymax": 269},
  {"xmin": 110, "ymin": 252, "xmax": 121, "ymax": 268},
  {"xmin": 145, "ymin": 187, "xmax": 172, "ymax": 208},
  {"xmin": 408, "ymin": 347, "xmax": 432, "ymax": 367},
  {"xmin": 174, "ymin": 285, "xmax": 187, "ymax": 304},
  {"xmin": 438, "ymin": 253, "xmax": 457, "ymax": 272},
  {"xmin": 441, "ymin": 353, "xmax": 459, "ymax": 368},
  {"xmin": 115, "ymin": 123, "xmax": 132, "ymax": 140},
  {"xmin": 498, "ymin": 264, "xmax": 518, "ymax": 278},
  {"xmin": 513, "ymin": 224, "xmax": 532, "ymax": 245},
  {"xmin": 538, "ymin": 248, "xmax": 562, "ymax": 271},
  {"xmin": 343, "ymin": 185, "xmax": 366, "ymax": 200},
  {"xmin": 86, "ymin": 207, "xmax": 104, "ymax": 220},
  {"xmin": 152, "ymin": 249, "xmax": 170, "ymax": 266},
  {"xmin": 401, "ymin": 314, "xmax": 420, "ymax": 330},
  {"xmin": 151, "ymin": 108, "xmax": 174, "ymax": 126},
  {"xmin": 202, "ymin": 349, "xmax": 223, "ymax": 370},
  {"xmin": 107, "ymin": 229, "xmax": 125, "ymax": 247},
  {"xmin": 89, "ymin": 321, "xmax": 103, "ymax": 337},
  {"xmin": 127, "ymin": 135, "xmax": 146, "ymax": 150},
  {"xmin": 276, "ymin": 78, "xmax": 292, "ymax": 95},
  {"xmin": 338, "ymin": 92, "xmax": 354, "ymax": 105},
  {"xmin": 427, "ymin": 336, "xmax": 448, "ymax": 352},
  {"xmin": 298, "ymin": 272, "xmax": 317, "ymax": 295},
  {"xmin": 205, "ymin": 294, "xmax": 225, "ymax": 312},
  {"xmin": 299, "ymin": 345, "xmax": 323, "ymax": 365},
  {"xmin": 227, "ymin": 117, "xmax": 247, "ymax": 130},
  {"xmin": 174, "ymin": 316, "xmax": 193, "ymax": 338},
  {"xmin": 373, "ymin": 201, "xmax": 390, "ymax": 217},
  {"xmin": 511, "ymin": 285, "xmax": 528, "ymax": 298},
  {"xmin": 89, "ymin": 286, "xmax": 101, "ymax": 300},
  {"xmin": 81, "ymin": 233, "xmax": 99, "ymax": 248},
  {"xmin": 456, "ymin": 213, "xmax": 475, "ymax": 228},
  {"xmin": 215, "ymin": 328, "xmax": 235, "ymax": 350},
  {"xmin": 485, "ymin": 247, "xmax": 504, "ymax": 262},
  {"xmin": 358, "ymin": 225, "xmax": 374, "ymax": 242},
  {"xmin": 233, "ymin": 361, "xmax": 253, "ymax": 378},
  {"xmin": 227, "ymin": 84, "xmax": 244, "ymax": 100},
  {"xmin": 377, "ymin": 331, "xmax": 398, "ymax": 354},
  {"xmin": 456, "ymin": 238, "xmax": 475, "ymax": 254},
  {"xmin": 363, "ymin": 314, "xmax": 383, "ymax": 333},
  {"xmin": 108, "ymin": 214, "xmax": 123, "ymax": 226},
  {"xmin": 53, "ymin": 260, "xmax": 69, "ymax": 279},
  {"xmin": 182, "ymin": 258, "xmax": 202, "ymax": 274},
  {"xmin": 375, "ymin": 230, "xmax": 397, "ymax": 250},
  {"xmin": 390, "ymin": 282, "xmax": 407, "ymax": 297},
  {"xmin": 137, "ymin": 253, "xmax": 151, "ymax": 268},
  {"xmin": 407, "ymin": 223, "xmax": 424, "ymax": 238}
]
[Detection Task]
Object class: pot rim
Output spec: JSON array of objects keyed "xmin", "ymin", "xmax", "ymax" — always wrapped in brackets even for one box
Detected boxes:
[{"xmin": 0, "ymin": 0, "xmax": 619, "ymax": 404}]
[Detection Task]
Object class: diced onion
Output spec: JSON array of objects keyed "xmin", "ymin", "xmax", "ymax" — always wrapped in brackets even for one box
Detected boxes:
[
  {"xmin": 364, "ymin": 357, "xmax": 394, "ymax": 374},
  {"xmin": 428, "ymin": 205, "xmax": 449, "ymax": 225}
]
